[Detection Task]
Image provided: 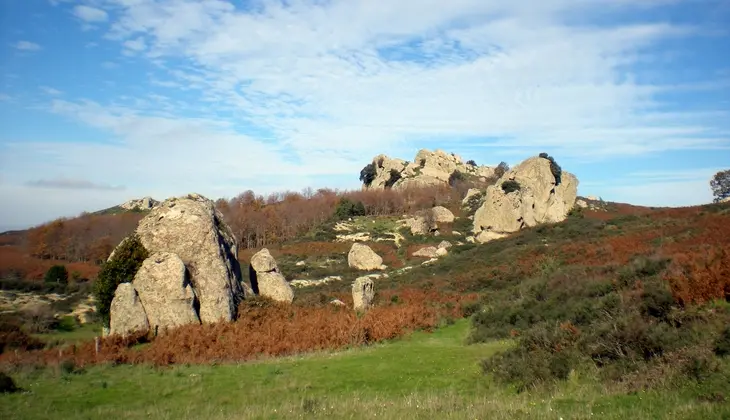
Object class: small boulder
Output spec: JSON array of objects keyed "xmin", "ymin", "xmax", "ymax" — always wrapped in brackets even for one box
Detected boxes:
[
  {"xmin": 413, "ymin": 246, "xmax": 439, "ymax": 258},
  {"xmin": 250, "ymin": 248, "xmax": 278, "ymax": 273},
  {"xmin": 430, "ymin": 206, "xmax": 455, "ymax": 223},
  {"xmin": 330, "ymin": 299, "xmax": 346, "ymax": 307},
  {"xmin": 436, "ymin": 247, "xmax": 449, "ymax": 257},
  {"xmin": 352, "ymin": 276, "xmax": 375, "ymax": 312},
  {"xmin": 437, "ymin": 240, "xmax": 452, "ymax": 249},
  {"xmin": 257, "ymin": 272, "xmax": 294, "ymax": 303},
  {"xmin": 347, "ymin": 243, "xmax": 384, "ymax": 271},
  {"xmin": 109, "ymin": 283, "xmax": 149, "ymax": 337}
]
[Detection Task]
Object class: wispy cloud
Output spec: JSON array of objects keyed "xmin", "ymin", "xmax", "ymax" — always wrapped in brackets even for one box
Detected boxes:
[
  {"xmin": 26, "ymin": 178, "xmax": 126, "ymax": 191},
  {"xmin": 72, "ymin": 5, "xmax": 108, "ymax": 23},
  {"xmin": 39, "ymin": 86, "xmax": 63, "ymax": 96},
  {"xmin": 14, "ymin": 41, "xmax": 41, "ymax": 51}
]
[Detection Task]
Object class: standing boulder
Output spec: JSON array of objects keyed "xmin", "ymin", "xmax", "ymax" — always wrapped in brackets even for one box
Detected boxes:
[
  {"xmin": 249, "ymin": 248, "xmax": 294, "ymax": 303},
  {"xmin": 109, "ymin": 283, "xmax": 149, "ymax": 337},
  {"xmin": 348, "ymin": 243, "xmax": 384, "ymax": 271},
  {"xmin": 132, "ymin": 252, "xmax": 200, "ymax": 335},
  {"xmin": 430, "ymin": 206, "xmax": 455, "ymax": 223},
  {"xmin": 352, "ymin": 276, "xmax": 375, "ymax": 312},
  {"xmin": 133, "ymin": 193, "xmax": 244, "ymax": 323},
  {"xmin": 473, "ymin": 156, "xmax": 578, "ymax": 243}
]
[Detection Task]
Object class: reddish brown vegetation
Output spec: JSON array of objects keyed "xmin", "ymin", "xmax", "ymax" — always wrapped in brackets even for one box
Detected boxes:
[
  {"xmin": 0, "ymin": 246, "xmax": 98, "ymax": 281},
  {"xmin": 0, "ymin": 289, "xmax": 475, "ymax": 367}
]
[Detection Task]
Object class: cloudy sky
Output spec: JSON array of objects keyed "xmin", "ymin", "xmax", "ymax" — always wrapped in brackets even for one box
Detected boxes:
[{"xmin": 1, "ymin": 0, "xmax": 729, "ymax": 231}]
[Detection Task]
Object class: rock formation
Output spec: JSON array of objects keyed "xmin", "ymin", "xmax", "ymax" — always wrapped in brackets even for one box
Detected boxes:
[
  {"xmin": 352, "ymin": 276, "xmax": 375, "ymax": 312},
  {"xmin": 248, "ymin": 248, "xmax": 294, "ymax": 303},
  {"xmin": 120, "ymin": 196, "xmax": 159, "ymax": 211},
  {"xmin": 362, "ymin": 149, "xmax": 495, "ymax": 191},
  {"xmin": 108, "ymin": 193, "xmax": 245, "ymax": 337},
  {"xmin": 473, "ymin": 156, "xmax": 578, "ymax": 243},
  {"xmin": 109, "ymin": 283, "xmax": 149, "ymax": 337},
  {"xmin": 402, "ymin": 206, "xmax": 455, "ymax": 236},
  {"xmin": 348, "ymin": 243, "xmax": 385, "ymax": 270}
]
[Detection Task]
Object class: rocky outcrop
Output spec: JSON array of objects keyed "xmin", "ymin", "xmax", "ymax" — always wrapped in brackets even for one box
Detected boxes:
[
  {"xmin": 473, "ymin": 156, "xmax": 578, "ymax": 243},
  {"xmin": 134, "ymin": 193, "xmax": 244, "ymax": 323},
  {"xmin": 348, "ymin": 243, "xmax": 385, "ymax": 271},
  {"xmin": 352, "ymin": 276, "xmax": 375, "ymax": 312},
  {"xmin": 402, "ymin": 206, "xmax": 455, "ymax": 236},
  {"xmin": 413, "ymin": 246, "xmax": 439, "ymax": 258},
  {"xmin": 362, "ymin": 149, "xmax": 495, "ymax": 191},
  {"xmin": 108, "ymin": 193, "xmax": 245, "ymax": 337},
  {"xmin": 109, "ymin": 283, "xmax": 149, "ymax": 337},
  {"xmin": 132, "ymin": 252, "xmax": 200, "ymax": 335},
  {"xmin": 120, "ymin": 196, "xmax": 159, "ymax": 211},
  {"xmin": 249, "ymin": 248, "xmax": 294, "ymax": 303}
]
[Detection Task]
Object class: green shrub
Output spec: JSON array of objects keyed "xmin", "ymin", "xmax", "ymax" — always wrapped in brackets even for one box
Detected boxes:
[
  {"xmin": 715, "ymin": 327, "xmax": 730, "ymax": 357},
  {"xmin": 501, "ymin": 180, "xmax": 521, "ymax": 193},
  {"xmin": 334, "ymin": 197, "xmax": 366, "ymax": 220},
  {"xmin": 384, "ymin": 169, "xmax": 402, "ymax": 189},
  {"xmin": 466, "ymin": 159, "xmax": 476, "ymax": 166},
  {"xmin": 93, "ymin": 235, "xmax": 149, "ymax": 327},
  {"xmin": 448, "ymin": 170, "xmax": 465, "ymax": 187},
  {"xmin": 494, "ymin": 161, "xmax": 509, "ymax": 178},
  {"xmin": 538, "ymin": 153, "xmax": 562, "ymax": 185},
  {"xmin": 359, "ymin": 163, "xmax": 377, "ymax": 187},
  {"xmin": 44, "ymin": 265, "xmax": 68, "ymax": 285}
]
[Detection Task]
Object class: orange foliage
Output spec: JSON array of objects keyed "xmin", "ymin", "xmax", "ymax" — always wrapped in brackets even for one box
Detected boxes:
[
  {"xmin": 1, "ymin": 289, "xmax": 475, "ymax": 367},
  {"xmin": 0, "ymin": 246, "xmax": 98, "ymax": 280}
]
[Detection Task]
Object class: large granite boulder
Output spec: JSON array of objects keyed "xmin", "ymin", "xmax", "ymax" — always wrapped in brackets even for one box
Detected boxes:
[
  {"xmin": 348, "ymin": 243, "xmax": 384, "ymax": 271},
  {"xmin": 248, "ymin": 248, "xmax": 294, "ymax": 303}
]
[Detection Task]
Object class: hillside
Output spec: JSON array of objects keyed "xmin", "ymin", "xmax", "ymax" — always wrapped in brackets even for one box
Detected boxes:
[{"xmin": 1, "ymin": 153, "xmax": 729, "ymax": 419}]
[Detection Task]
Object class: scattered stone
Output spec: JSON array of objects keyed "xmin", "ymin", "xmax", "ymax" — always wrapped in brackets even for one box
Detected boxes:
[
  {"xmin": 257, "ymin": 272, "xmax": 294, "ymax": 303},
  {"xmin": 347, "ymin": 243, "xmax": 384, "ymax": 271},
  {"xmin": 437, "ymin": 240, "xmax": 452, "ymax": 249},
  {"xmin": 352, "ymin": 276, "xmax": 375, "ymax": 312},
  {"xmin": 290, "ymin": 276, "xmax": 343, "ymax": 288},
  {"xmin": 295, "ymin": 260, "xmax": 306, "ymax": 266},
  {"xmin": 330, "ymin": 299, "xmax": 346, "ymax": 307},
  {"xmin": 436, "ymin": 247, "xmax": 449, "ymax": 257},
  {"xmin": 413, "ymin": 246, "xmax": 439, "ymax": 259}
]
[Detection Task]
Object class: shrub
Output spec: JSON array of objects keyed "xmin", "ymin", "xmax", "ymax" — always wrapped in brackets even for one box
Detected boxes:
[
  {"xmin": 93, "ymin": 235, "xmax": 149, "ymax": 327},
  {"xmin": 715, "ymin": 327, "xmax": 730, "ymax": 357},
  {"xmin": 501, "ymin": 180, "xmax": 521, "ymax": 193},
  {"xmin": 0, "ymin": 372, "xmax": 19, "ymax": 393},
  {"xmin": 448, "ymin": 170, "xmax": 465, "ymax": 187},
  {"xmin": 494, "ymin": 161, "xmax": 509, "ymax": 178},
  {"xmin": 419, "ymin": 158, "xmax": 426, "ymax": 168},
  {"xmin": 538, "ymin": 153, "xmax": 562, "ymax": 185},
  {"xmin": 359, "ymin": 163, "xmax": 377, "ymax": 187},
  {"xmin": 44, "ymin": 265, "xmax": 68, "ymax": 285},
  {"xmin": 21, "ymin": 304, "xmax": 57, "ymax": 333},
  {"xmin": 384, "ymin": 169, "xmax": 402, "ymax": 189},
  {"xmin": 334, "ymin": 197, "xmax": 366, "ymax": 220},
  {"xmin": 466, "ymin": 159, "xmax": 476, "ymax": 166}
]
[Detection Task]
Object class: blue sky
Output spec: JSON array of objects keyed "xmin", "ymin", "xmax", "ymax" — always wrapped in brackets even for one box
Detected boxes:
[{"xmin": 0, "ymin": 0, "xmax": 729, "ymax": 231}]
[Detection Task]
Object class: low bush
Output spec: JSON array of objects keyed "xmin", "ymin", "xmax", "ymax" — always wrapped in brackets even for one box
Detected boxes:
[
  {"xmin": 501, "ymin": 180, "xmax": 521, "ymax": 193},
  {"xmin": 44, "ymin": 265, "xmax": 68, "ymax": 285},
  {"xmin": 0, "ymin": 371, "xmax": 19, "ymax": 393}
]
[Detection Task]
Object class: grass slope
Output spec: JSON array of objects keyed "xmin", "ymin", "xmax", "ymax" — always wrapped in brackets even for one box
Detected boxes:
[{"xmin": 3, "ymin": 320, "xmax": 728, "ymax": 420}]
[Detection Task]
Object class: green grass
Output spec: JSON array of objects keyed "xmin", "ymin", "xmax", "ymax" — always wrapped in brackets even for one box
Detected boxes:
[
  {"xmin": 33, "ymin": 322, "xmax": 102, "ymax": 347},
  {"xmin": 4, "ymin": 320, "xmax": 728, "ymax": 419}
]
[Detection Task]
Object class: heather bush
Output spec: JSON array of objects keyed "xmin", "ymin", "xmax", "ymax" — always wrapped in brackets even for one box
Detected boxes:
[{"xmin": 44, "ymin": 264, "xmax": 68, "ymax": 285}]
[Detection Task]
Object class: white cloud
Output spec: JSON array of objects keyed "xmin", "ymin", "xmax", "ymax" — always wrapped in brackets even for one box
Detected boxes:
[
  {"xmin": 39, "ymin": 86, "xmax": 63, "ymax": 96},
  {"xmin": 14, "ymin": 41, "xmax": 41, "ymax": 51},
  {"xmin": 3, "ymin": 0, "xmax": 730, "ymax": 226},
  {"xmin": 73, "ymin": 5, "xmax": 109, "ymax": 22}
]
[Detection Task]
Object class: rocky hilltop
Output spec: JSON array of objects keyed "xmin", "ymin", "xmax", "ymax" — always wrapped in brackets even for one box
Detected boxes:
[
  {"xmin": 361, "ymin": 149, "xmax": 496, "ymax": 190},
  {"xmin": 120, "ymin": 196, "xmax": 159, "ymax": 211}
]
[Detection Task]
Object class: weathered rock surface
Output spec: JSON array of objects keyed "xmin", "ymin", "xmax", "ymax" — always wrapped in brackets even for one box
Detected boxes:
[
  {"xmin": 132, "ymin": 252, "xmax": 200, "ymax": 334},
  {"xmin": 348, "ymin": 243, "xmax": 384, "ymax": 271},
  {"xmin": 430, "ymin": 206, "xmax": 455, "ymax": 223},
  {"xmin": 257, "ymin": 272, "xmax": 294, "ymax": 303},
  {"xmin": 133, "ymin": 193, "xmax": 244, "ymax": 323},
  {"xmin": 352, "ymin": 276, "xmax": 375, "ymax": 312},
  {"xmin": 413, "ymin": 246, "xmax": 439, "ymax": 258},
  {"xmin": 109, "ymin": 283, "xmax": 149, "ymax": 337},
  {"xmin": 249, "ymin": 248, "xmax": 293, "ymax": 303},
  {"xmin": 473, "ymin": 156, "xmax": 578, "ymax": 243},
  {"xmin": 436, "ymin": 247, "xmax": 449, "ymax": 257},
  {"xmin": 438, "ymin": 240, "xmax": 453, "ymax": 249},
  {"xmin": 120, "ymin": 196, "xmax": 159, "ymax": 211},
  {"xmin": 362, "ymin": 149, "xmax": 495, "ymax": 191}
]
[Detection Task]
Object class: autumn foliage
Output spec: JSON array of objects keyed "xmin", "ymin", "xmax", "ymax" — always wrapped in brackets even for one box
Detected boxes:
[{"xmin": 1, "ymin": 289, "xmax": 474, "ymax": 367}]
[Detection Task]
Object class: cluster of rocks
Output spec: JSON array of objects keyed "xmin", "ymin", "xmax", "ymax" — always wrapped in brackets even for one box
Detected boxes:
[
  {"xmin": 471, "ymin": 156, "xmax": 578, "ymax": 243},
  {"xmin": 363, "ymin": 149, "xmax": 495, "ymax": 190},
  {"xmin": 119, "ymin": 196, "xmax": 159, "ymax": 211},
  {"xmin": 401, "ymin": 206, "xmax": 455, "ymax": 236},
  {"xmin": 109, "ymin": 194, "xmax": 245, "ymax": 337}
]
